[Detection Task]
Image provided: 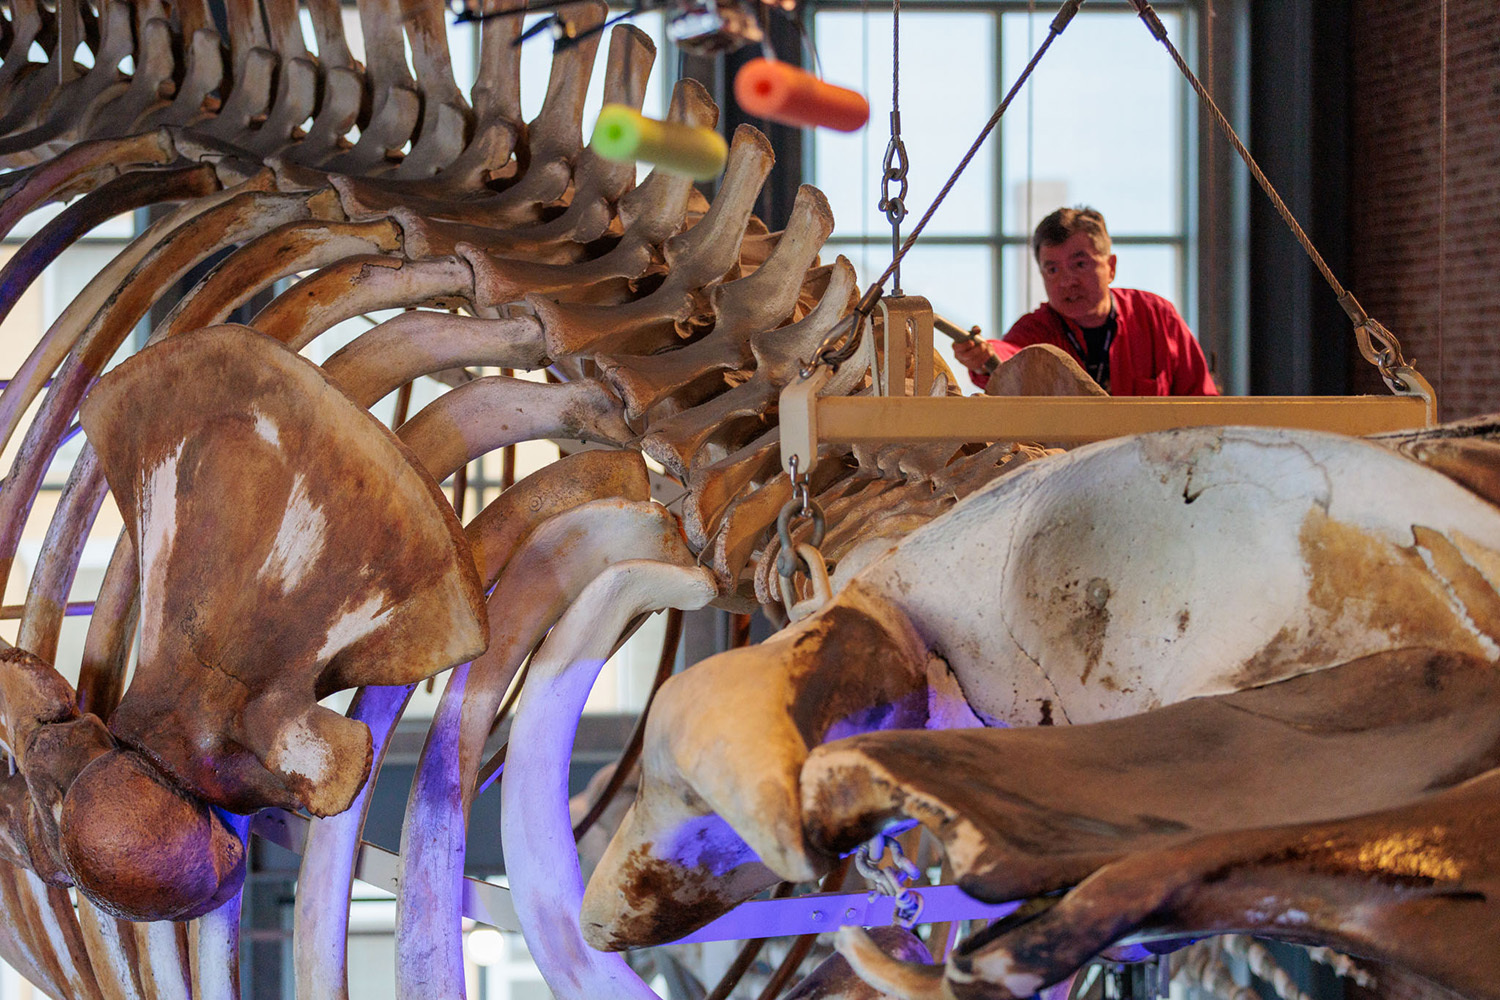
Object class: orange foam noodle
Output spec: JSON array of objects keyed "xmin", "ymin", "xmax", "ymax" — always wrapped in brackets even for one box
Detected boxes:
[{"xmin": 734, "ymin": 59, "xmax": 870, "ymax": 133}]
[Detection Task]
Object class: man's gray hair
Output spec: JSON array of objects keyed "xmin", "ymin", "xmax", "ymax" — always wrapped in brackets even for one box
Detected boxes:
[{"xmin": 1032, "ymin": 205, "xmax": 1111, "ymax": 261}]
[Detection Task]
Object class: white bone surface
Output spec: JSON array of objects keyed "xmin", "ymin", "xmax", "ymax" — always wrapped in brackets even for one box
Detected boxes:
[
  {"xmin": 862, "ymin": 426, "xmax": 1500, "ymax": 726},
  {"xmin": 503, "ymin": 560, "xmax": 716, "ymax": 1000}
]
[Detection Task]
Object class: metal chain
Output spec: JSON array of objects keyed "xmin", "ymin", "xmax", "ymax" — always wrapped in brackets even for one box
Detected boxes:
[
  {"xmin": 854, "ymin": 832, "xmax": 924, "ymax": 928},
  {"xmin": 878, "ymin": 0, "xmax": 909, "ymax": 296},
  {"xmin": 775, "ymin": 453, "xmax": 826, "ymax": 586},
  {"xmin": 865, "ymin": 0, "xmax": 1083, "ymax": 301}
]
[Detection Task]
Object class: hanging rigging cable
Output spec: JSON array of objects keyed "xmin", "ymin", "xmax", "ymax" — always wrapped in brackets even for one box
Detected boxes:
[
  {"xmin": 775, "ymin": 0, "xmax": 1083, "ymax": 610},
  {"xmin": 1125, "ymin": 0, "xmax": 1427, "ymax": 398},
  {"xmin": 1438, "ymin": 0, "xmax": 1448, "ymax": 410},
  {"xmin": 805, "ymin": 0, "xmax": 1085, "ymax": 373},
  {"xmin": 878, "ymin": 0, "xmax": 908, "ymax": 296}
]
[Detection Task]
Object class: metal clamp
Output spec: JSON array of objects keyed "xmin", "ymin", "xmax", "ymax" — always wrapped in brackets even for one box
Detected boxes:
[
  {"xmin": 779, "ymin": 367, "xmax": 833, "ymax": 480},
  {"xmin": 1384, "ymin": 363, "xmax": 1437, "ymax": 425},
  {"xmin": 876, "ymin": 295, "xmax": 935, "ymax": 397}
]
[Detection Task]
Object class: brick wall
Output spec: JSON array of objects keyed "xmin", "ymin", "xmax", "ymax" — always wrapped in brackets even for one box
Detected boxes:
[{"xmin": 1348, "ymin": 0, "xmax": 1500, "ymax": 419}]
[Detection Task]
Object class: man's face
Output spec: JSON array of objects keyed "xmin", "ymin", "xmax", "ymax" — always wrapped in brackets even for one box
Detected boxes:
[{"xmin": 1037, "ymin": 231, "xmax": 1117, "ymax": 326}]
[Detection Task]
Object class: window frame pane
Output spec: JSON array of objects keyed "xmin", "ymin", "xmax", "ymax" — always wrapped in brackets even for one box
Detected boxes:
[{"xmin": 805, "ymin": 0, "xmax": 1201, "ymax": 382}]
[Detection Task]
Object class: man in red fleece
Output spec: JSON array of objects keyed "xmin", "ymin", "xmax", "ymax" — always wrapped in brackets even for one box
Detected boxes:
[{"xmin": 954, "ymin": 206, "xmax": 1218, "ymax": 396}]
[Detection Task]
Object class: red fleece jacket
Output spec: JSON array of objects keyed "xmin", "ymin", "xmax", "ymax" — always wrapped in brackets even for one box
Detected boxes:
[{"xmin": 971, "ymin": 288, "xmax": 1219, "ymax": 396}]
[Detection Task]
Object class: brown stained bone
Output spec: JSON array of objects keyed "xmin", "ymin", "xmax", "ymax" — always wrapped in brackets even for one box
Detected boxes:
[
  {"xmin": 483, "ymin": 26, "xmax": 653, "ymax": 245},
  {"xmin": 532, "ymin": 124, "xmax": 776, "ymax": 359},
  {"xmin": 801, "ymin": 648, "xmax": 1500, "ymax": 906},
  {"xmin": 136, "ymin": 24, "xmax": 225, "ymax": 132},
  {"xmin": 75, "ymin": 529, "xmax": 140, "ymax": 722},
  {"xmin": 341, "ymin": 15, "xmax": 647, "ymax": 224},
  {"xmin": 983, "ymin": 343, "xmax": 1108, "ymax": 398},
  {"xmin": 0, "ymin": 649, "xmax": 110, "ymax": 888},
  {"xmin": 0, "ymin": 128, "xmax": 179, "ymax": 242},
  {"xmin": 581, "ymin": 581, "xmax": 931, "ymax": 949},
  {"xmin": 195, "ymin": 44, "xmax": 279, "ymax": 150},
  {"xmin": 249, "ymin": 254, "xmax": 476, "ymax": 349},
  {"xmin": 154, "ymin": 218, "xmax": 405, "ymax": 339},
  {"xmin": 4, "ymin": 180, "xmax": 341, "ymax": 448},
  {"xmin": 388, "ymin": 210, "xmax": 591, "ymax": 266},
  {"xmin": 60, "ymin": 749, "xmax": 246, "ymax": 922},
  {"xmin": 682, "ymin": 427, "xmax": 783, "ymax": 552},
  {"xmin": 313, "ymin": 0, "xmax": 418, "ymax": 176},
  {"xmin": 385, "ymin": 0, "xmax": 471, "ymax": 179},
  {"xmin": 399, "ymin": 495, "xmax": 689, "ymax": 997},
  {"xmin": 599, "ymin": 186, "xmax": 837, "ymax": 421},
  {"xmin": 806, "ymin": 479, "xmax": 948, "ymax": 572},
  {"xmin": 0, "ymin": 647, "xmax": 246, "ymax": 925},
  {"xmin": 16, "ymin": 447, "xmax": 112, "ymax": 672},
  {"xmin": 927, "ymin": 440, "xmax": 1060, "ymax": 501},
  {"xmin": 277, "ymin": 61, "xmax": 365, "ymax": 166},
  {"xmin": 80, "ymin": 9, "xmax": 175, "ymax": 141},
  {"xmin": 1374, "ymin": 416, "xmax": 1500, "ymax": 508},
  {"xmin": 753, "ymin": 410, "xmax": 1018, "ymax": 607},
  {"xmin": 239, "ymin": 0, "xmax": 325, "ymax": 155},
  {"xmin": 0, "ymin": 0, "xmax": 78, "ymax": 141},
  {"xmin": 58, "ymin": 184, "xmax": 340, "ymax": 371},
  {"xmin": 396, "ymin": 375, "xmax": 634, "ymax": 482},
  {"xmin": 598, "ymin": 428, "xmax": 1500, "ymax": 953},
  {"xmin": 456, "ymin": 78, "xmax": 716, "ymax": 308},
  {"xmin": 0, "ymin": 6, "xmax": 1046, "ymax": 994},
  {"xmin": 15, "ymin": 868, "xmax": 104, "ymax": 1000},
  {"xmin": 952, "ymin": 774, "xmax": 1500, "ymax": 1000},
  {"xmin": 0, "ymin": 163, "xmax": 221, "ymax": 334},
  {"xmin": 0, "ymin": 866, "xmax": 72, "ymax": 1000},
  {"xmin": 464, "ymin": 449, "xmax": 653, "ymax": 589},
  {"xmin": 79, "ymin": 325, "xmax": 486, "ymax": 816},
  {"xmin": 306, "ymin": 454, "xmax": 641, "ymax": 996},
  {"xmin": 322, "ymin": 312, "xmax": 549, "ymax": 408},
  {"xmin": 0, "ymin": 647, "xmax": 83, "ymax": 770},
  {"xmin": 784, "ymin": 926, "xmax": 931, "ymax": 1000},
  {"xmin": 0, "ymin": 2, "xmax": 48, "ymax": 124},
  {"xmin": 76, "ymin": 900, "xmax": 146, "ymax": 1000},
  {"xmin": 0, "ymin": 865, "xmax": 75, "ymax": 1000},
  {"xmin": 0, "ymin": 189, "xmax": 347, "ymax": 603},
  {"xmin": 0, "ymin": 1, "xmax": 133, "ymax": 165},
  {"xmin": 721, "ymin": 445, "xmax": 855, "ymax": 605},
  {"xmin": 479, "ymin": 2, "xmax": 606, "ymax": 215},
  {"xmin": 848, "ymin": 760, "xmax": 1500, "ymax": 1000},
  {"xmin": 330, "ymin": 1, "xmax": 609, "ymax": 219},
  {"xmin": 433, "ymin": 0, "xmax": 525, "ymax": 189},
  {"xmin": 641, "ymin": 256, "xmax": 859, "ymax": 480},
  {"xmin": 0, "ymin": 773, "xmax": 35, "ymax": 875},
  {"xmin": 0, "ymin": 168, "xmax": 284, "ymax": 460}
]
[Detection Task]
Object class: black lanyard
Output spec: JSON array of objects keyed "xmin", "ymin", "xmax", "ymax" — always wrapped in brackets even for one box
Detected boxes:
[{"xmin": 1056, "ymin": 309, "xmax": 1115, "ymax": 391}]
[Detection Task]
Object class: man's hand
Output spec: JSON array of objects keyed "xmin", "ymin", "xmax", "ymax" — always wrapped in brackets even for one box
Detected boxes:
[{"xmin": 954, "ymin": 337, "xmax": 1000, "ymax": 375}]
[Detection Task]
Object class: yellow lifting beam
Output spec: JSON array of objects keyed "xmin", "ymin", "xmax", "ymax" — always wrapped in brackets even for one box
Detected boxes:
[{"xmin": 778, "ymin": 296, "xmax": 1434, "ymax": 480}]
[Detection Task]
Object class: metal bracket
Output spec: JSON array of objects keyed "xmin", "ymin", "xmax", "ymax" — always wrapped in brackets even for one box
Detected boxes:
[
  {"xmin": 875, "ymin": 295, "xmax": 934, "ymax": 397},
  {"xmin": 779, "ymin": 365, "xmax": 833, "ymax": 478}
]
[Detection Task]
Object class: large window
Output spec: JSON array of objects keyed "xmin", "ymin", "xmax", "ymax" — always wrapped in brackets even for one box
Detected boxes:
[{"xmin": 807, "ymin": 1, "xmax": 1200, "ymax": 387}]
